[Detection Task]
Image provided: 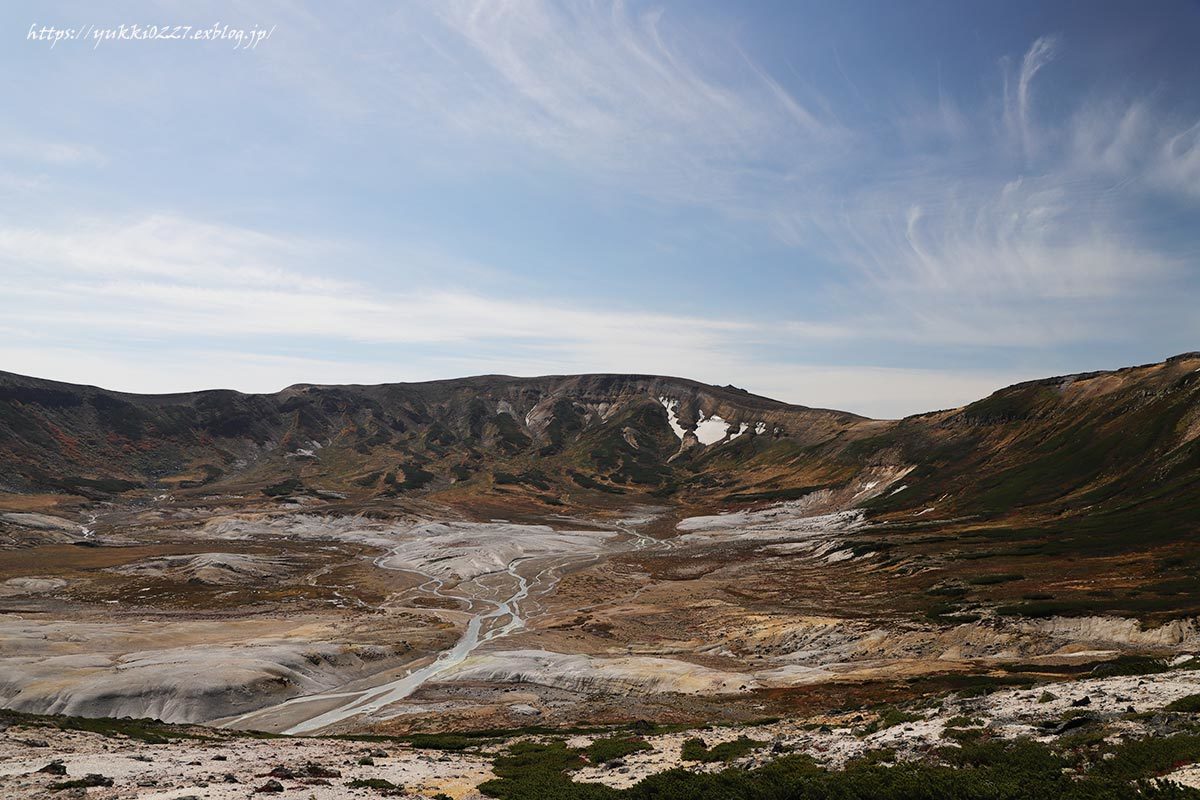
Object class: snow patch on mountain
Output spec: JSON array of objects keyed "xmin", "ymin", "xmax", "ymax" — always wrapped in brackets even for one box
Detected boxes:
[
  {"xmin": 658, "ymin": 397, "xmax": 687, "ymax": 440},
  {"xmin": 694, "ymin": 410, "xmax": 731, "ymax": 444}
]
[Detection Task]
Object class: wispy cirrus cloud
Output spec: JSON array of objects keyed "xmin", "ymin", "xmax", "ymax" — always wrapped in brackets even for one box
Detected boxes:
[
  {"xmin": 791, "ymin": 36, "xmax": 1195, "ymax": 348},
  {"xmin": 373, "ymin": 18, "xmax": 1190, "ymax": 347},
  {"xmin": 1004, "ymin": 34, "xmax": 1058, "ymax": 161},
  {"xmin": 0, "ymin": 213, "xmax": 827, "ymax": 355},
  {"xmin": 0, "ymin": 133, "xmax": 105, "ymax": 167},
  {"xmin": 255, "ymin": 0, "xmax": 849, "ymax": 214},
  {"xmin": 2, "ymin": 3, "xmax": 1196, "ymax": 416},
  {"xmin": 419, "ymin": 0, "xmax": 849, "ymax": 210},
  {"xmin": 0, "ymin": 214, "xmax": 344, "ymax": 291},
  {"xmin": 208, "ymin": 8, "xmax": 1197, "ymax": 355},
  {"xmin": 1069, "ymin": 99, "xmax": 1200, "ymax": 200},
  {"xmin": 0, "ymin": 212, "xmax": 1017, "ymax": 417}
]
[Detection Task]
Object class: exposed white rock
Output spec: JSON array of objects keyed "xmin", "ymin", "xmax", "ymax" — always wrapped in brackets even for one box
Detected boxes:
[
  {"xmin": 441, "ymin": 649, "xmax": 757, "ymax": 695},
  {"xmin": 0, "ymin": 632, "xmax": 395, "ymax": 724},
  {"xmin": 0, "ymin": 577, "xmax": 67, "ymax": 597},
  {"xmin": 1028, "ymin": 616, "xmax": 1200, "ymax": 647},
  {"xmin": 377, "ymin": 522, "xmax": 616, "ymax": 581},
  {"xmin": 677, "ymin": 504, "xmax": 864, "ymax": 537},
  {"xmin": 0, "ymin": 513, "xmax": 79, "ymax": 532},
  {"xmin": 574, "ymin": 666, "xmax": 1200, "ymax": 789},
  {"xmin": 108, "ymin": 553, "xmax": 297, "ymax": 585},
  {"xmin": 0, "ymin": 725, "xmax": 493, "ymax": 798}
]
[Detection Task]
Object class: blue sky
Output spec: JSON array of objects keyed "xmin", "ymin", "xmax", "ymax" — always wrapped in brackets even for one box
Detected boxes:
[{"xmin": 1, "ymin": 1, "xmax": 1198, "ymax": 417}]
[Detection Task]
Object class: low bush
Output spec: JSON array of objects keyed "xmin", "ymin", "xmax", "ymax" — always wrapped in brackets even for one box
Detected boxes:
[
  {"xmin": 1165, "ymin": 694, "xmax": 1200, "ymax": 713},
  {"xmin": 862, "ymin": 708, "xmax": 923, "ymax": 734},
  {"xmin": 586, "ymin": 736, "xmax": 651, "ymax": 764},
  {"xmin": 477, "ymin": 733, "xmax": 1200, "ymax": 800},
  {"xmin": 679, "ymin": 736, "xmax": 765, "ymax": 763},
  {"xmin": 1089, "ymin": 655, "xmax": 1171, "ymax": 677}
]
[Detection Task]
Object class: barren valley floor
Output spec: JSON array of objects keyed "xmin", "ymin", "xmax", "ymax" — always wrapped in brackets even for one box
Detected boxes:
[{"xmin": 4, "ymin": 491, "xmax": 1200, "ymax": 798}]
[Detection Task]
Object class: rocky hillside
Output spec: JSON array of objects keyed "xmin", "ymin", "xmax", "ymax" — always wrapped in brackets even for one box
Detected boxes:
[
  {"xmin": 1, "ymin": 355, "xmax": 1197, "ymax": 531},
  {"xmin": 863, "ymin": 352, "xmax": 1200, "ymax": 547},
  {"xmin": 0, "ymin": 371, "xmax": 863, "ymax": 504}
]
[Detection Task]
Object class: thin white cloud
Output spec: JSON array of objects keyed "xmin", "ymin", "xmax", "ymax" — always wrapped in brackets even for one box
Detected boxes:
[
  {"xmin": 372, "ymin": 18, "xmax": 1185, "ymax": 349},
  {"xmin": 0, "ymin": 214, "xmax": 825, "ymax": 365},
  {"xmin": 849, "ymin": 177, "xmax": 1174, "ymax": 300},
  {"xmin": 1154, "ymin": 121, "xmax": 1200, "ymax": 198},
  {"xmin": 1070, "ymin": 100, "xmax": 1200, "ymax": 200},
  {"xmin": 256, "ymin": 0, "xmax": 849, "ymax": 217},
  {"xmin": 0, "ymin": 214, "xmax": 346, "ymax": 292},
  {"xmin": 1, "ymin": 8, "xmax": 1194, "ymax": 416},
  {"xmin": 1008, "ymin": 35, "xmax": 1058, "ymax": 159},
  {"xmin": 0, "ymin": 134, "xmax": 105, "ymax": 167},
  {"xmin": 6, "ymin": 212, "xmax": 1030, "ymax": 416},
  {"xmin": 0, "ymin": 208, "xmax": 1058, "ymax": 417}
]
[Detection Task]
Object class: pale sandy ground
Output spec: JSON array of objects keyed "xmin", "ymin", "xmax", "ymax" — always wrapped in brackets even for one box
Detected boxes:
[
  {"xmin": 0, "ymin": 728, "xmax": 493, "ymax": 799},
  {"xmin": 570, "ymin": 664, "xmax": 1200, "ymax": 788},
  {"xmin": 1165, "ymin": 764, "xmax": 1200, "ymax": 791},
  {"xmin": 7, "ymin": 503, "xmax": 1200, "ymax": 795},
  {"xmin": 0, "ymin": 616, "xmax": 409, "ymax": 724},
  {"xmin": 5, "ymin": 665, "xmax": 1200, "ymax": 797},
  {"xmin": 0, "ymin": 514, "xmax": 628, "ymax": 733},
  {"xmin": 6, "ymin": 504, "xmax": 1200, "ymax": 737}
]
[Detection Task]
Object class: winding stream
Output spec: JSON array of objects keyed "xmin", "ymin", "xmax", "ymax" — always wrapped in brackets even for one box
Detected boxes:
[
  {"xmin": 279, "ymin": 559, "xmax": 532, "ymax": 735},
  {"xmin": 226, "ymin": 519, "xmax": 655, "ymax": 735}
]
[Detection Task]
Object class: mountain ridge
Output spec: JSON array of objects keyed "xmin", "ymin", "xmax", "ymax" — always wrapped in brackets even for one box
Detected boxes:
[
  {"xmin": 0, "ymin": 353, "xmax": 1196, "ymax": 535},
  {"xmin": 0, "ymin": 369, "xmax": 854, "ymax": 419}
]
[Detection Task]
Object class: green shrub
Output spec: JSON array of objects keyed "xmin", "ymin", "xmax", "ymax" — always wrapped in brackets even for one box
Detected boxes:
[
  {"xmin": 586, "ymin": 736, "xmax": 651, "ymax": 764},
  {"xmin": 945, "ymin": 716, "xmax": 983, "ymax": 728},
  {"xmin": 1166, "ymin": 694, "xmax": 1200, "ymax": 713},
  {"xmin": 403, "ymin": 732, "xmax": 490, "ymax": 751},
  {"xmin": 262, "ymin": 478, "xmax": 304, "ymax": 497},
  {"xmin": 1090, "ymin": 655, "xmax": 1171, "ymax": 677},
  {"xmin": 48, "ymin": 774, "xmax": 113, "ymax": 791},
  {"xmin": 347, "ymin": 777, "xmax": 402, "ymax": 792},
  {"xmin": 926, "ymin": 585, "xmax": 969, "ymax": 597},
  {"xmin": 680, "ymin": 736, "xmax": 764, "ymax": 763},
  {"xmin": 477, "ymin": 741, "xmax": 605, "ymax": 800},
  {"xmin": 862, "ymin": 708, "xmax": 923, "ymax": 734},
  {"xmin": 477, "ymin": 732, "xmax": 1200, "ymax": 800}
]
